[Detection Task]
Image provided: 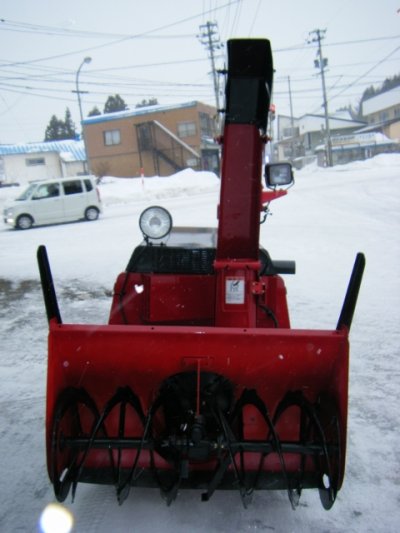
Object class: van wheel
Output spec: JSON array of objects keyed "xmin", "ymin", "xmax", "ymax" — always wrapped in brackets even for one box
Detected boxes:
[
  {"xmin": 16, "ymin": 214, "xmax": 33, "ymax": 230},
  {"xmin": 85, "ymin": 207, "xmax": 99, "ymax": 221}
]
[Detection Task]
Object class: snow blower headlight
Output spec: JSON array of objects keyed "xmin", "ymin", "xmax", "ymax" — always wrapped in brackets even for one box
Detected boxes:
[
  {"xmin": 139, "ymin": 206, "xmax": 173, "ymax": 240},
  {"xmin": 265, "ymin": 162, "xmax": 294, "ymax": 188}
]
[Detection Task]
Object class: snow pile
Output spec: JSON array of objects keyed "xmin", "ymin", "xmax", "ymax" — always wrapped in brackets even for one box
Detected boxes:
[{"xmin": 99, "ymin": 168, "xmax": 220, "ymax": 206}]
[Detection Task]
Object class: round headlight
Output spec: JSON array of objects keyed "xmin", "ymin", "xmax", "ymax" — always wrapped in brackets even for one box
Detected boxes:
[{"xmin": 139, "ymin": 206, "xmax": 173, "ymax": 240}]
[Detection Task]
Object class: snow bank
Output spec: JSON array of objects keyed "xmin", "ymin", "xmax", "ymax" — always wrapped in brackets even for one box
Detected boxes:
[{"xmin": 98, "ymin": 168, "xmax": 220, "ymax": 206}]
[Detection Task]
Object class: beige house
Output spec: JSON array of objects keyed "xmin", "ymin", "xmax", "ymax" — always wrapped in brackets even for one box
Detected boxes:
[
  {"xmin": 361, "ymin": 87, "xmax": 400, "ymax": 141},
  {"xmin": 83, "ymin": 101, "xmax": 219, "ymax": 178}
]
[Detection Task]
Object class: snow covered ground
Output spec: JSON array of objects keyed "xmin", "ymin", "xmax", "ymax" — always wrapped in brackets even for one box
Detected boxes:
[{"xmin": 0, "ymin": 155, "xmax": 399, "ymax": 532}]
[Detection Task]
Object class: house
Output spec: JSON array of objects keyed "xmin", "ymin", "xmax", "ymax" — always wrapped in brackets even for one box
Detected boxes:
[
  {"xmin": 276, "ymin": 112, "xmax": 366, "ymax": 165},
  {"xmin": 360, "ymin": 87, "xmax": 400, "ymax": 141},
  {"xmin": 315, "ymin": 132, "xmax": 399, "ymax": 166},
  {"xmin": 0, "ymin": 140, "xmax": 86, "ymax": 185},
  {"xmin": 82, "ymin": 101, "xmax": 219, "ymax": 178}
]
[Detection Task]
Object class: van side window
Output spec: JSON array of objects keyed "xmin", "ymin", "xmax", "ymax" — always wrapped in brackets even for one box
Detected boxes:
[
  {"xmin": 84, "ymin": 179, "xmax": 93, "ymax": 192},
  {"xmin": 63, "ymin": 180, "xmax": 83, "ymax": 195},
  {"xmin": 32, "ymin": 183, "xmax": 60, "ymax": 199}
]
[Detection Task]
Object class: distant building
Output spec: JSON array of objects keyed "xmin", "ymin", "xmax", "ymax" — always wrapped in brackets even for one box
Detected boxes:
[
  {"xmin": 83, "ymin": 101, "xmax": 219, "ymax": 178},
  {"xmin": 312, "ymin": 88, "xmax": 400, "ymax": 166},
  {"xmin": 0, "ymin": 140, "xmax": 86, "ymax": 185},
  {"xmin": 276, "ymin": 111, "xmax": 366, "ymax": 166},
  {"xmin": 315, "ymin": 132, "xmax": 399, "ymax": 166}
]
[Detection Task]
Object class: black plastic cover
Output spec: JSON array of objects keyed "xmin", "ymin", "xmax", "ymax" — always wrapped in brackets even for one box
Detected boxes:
[
  {"xmin": 126, "ymin": 242, "xmax": 294, "ymax": 276},
  {"xmin": 224, "ymin": 39, "xmax": 273, "ymax": 131}
]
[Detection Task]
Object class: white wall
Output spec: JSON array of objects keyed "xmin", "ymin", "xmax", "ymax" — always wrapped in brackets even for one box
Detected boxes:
[{"xmin": 2, "ymin": 152, "xmax": 84, "ymax": 184}]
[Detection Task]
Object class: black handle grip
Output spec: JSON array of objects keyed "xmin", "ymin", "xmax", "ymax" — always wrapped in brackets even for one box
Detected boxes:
[
  {"xmin": 37, "ymin": 245, "xmax": 62, "ymax": 324},
  {"xmin": 337, "ymin": 252, "xmax": 365, "ymax": 331}
]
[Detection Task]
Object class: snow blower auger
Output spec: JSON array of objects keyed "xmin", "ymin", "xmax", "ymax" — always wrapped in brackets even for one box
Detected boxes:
[{"xmin": 38, "ymin": 39, "xmax": 365, "ymax": 510}]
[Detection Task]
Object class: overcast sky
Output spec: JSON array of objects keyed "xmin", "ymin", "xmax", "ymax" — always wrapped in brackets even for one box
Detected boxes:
[{"xmin": 0, "ymin": 0, "xmax": 399, "ymax": 144}]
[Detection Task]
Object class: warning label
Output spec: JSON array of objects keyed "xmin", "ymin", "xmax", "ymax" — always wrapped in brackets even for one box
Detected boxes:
[{"xmin": 225, "ymin": 277, "xmax": 245, "ymax": 304}]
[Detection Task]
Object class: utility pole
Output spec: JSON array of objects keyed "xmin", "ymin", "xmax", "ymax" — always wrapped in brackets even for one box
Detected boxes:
[
  {"xmin": 198, "ymin": 21, "xmax": 223, "ymax": 132},
  {"xmin": 288, "ymin": 76, "xmax": 296, "ymax": 161},
  {"xmin": 308, "ymin": 29, "xmax": 333, "ymax": 166}
]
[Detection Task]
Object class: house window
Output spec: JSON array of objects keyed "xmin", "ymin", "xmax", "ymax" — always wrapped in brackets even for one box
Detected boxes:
[
  {"xmin": 104, "ymin": 129, "xmax": 121, "ymax": 146},
  {"xmin": 283, "ymin": 146, "xmax": 293, "ymax": 158},
  {"xmin": 199, "ymin": 113, "xmax": 214, "ymax": 137},
  {"xmin": 177, "ymin": 121, "xmax": 196, "ymax": 138},
  {"xmin": 26, "ymin": 157, "xmax": 45, "ymax": 166},
  {"xmin": 378, "ymin": 111, "xmax": 389, "ymax": 122},
  {"xmin": 282, "ymin": 127, "xmax": 299, "ymax": 138},
  {"xmin": 136, "ymin": 123, "xmax": 152, "ymax": 150}
]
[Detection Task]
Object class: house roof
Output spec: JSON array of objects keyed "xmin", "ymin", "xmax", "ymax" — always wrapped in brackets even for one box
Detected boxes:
[
  {"xmin": 82, "ymin": 101, "xmax": 201, "ymax": 125},
  {"xmin": 0, "ymin": 139, "xmax": 86, "ymax": 161},
  {"xmin": 298, "ymin": 113, "xmax": 366, "ymax": 132},
  {"xmin": 362, "ymin": 87, "xmax": 400, "ymax": 116}
]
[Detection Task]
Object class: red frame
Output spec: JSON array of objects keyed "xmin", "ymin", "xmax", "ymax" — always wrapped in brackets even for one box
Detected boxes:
[
  {"xmin": 45, "ymin": 113, "xmax": 351, "ymax": 500},
  {"xmin": 46, "ymin": 319, "xmax": 349, "ymax": 486}
]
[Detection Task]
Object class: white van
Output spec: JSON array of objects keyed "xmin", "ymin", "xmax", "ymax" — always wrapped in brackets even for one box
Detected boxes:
[{"xmin": 3, "ymin": 176, "xmax": 102, "ymax": 230}]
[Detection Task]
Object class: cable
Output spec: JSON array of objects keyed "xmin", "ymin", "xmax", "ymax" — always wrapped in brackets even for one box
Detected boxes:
[
  {"xmin": 0, "ymin": 1, "xmax": 241, "ymax": 66},
  {"xmin": 327, "ymin": 45, "xmax": 400, "ymax": 104},
  {"xmin": 248, "ymin": 0, "xmax": 262, "ymax": 36},
  {"xmin": 273, "ymin": 34, "xmax": 400, "ymax": 54}
]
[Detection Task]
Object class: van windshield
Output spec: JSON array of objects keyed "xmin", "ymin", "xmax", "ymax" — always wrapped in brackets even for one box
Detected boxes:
[{"xmin": 15, "ymin": 184, "xmax": 37, "ymax": 201}]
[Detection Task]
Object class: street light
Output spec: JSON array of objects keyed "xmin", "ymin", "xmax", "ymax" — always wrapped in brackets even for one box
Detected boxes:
[{"xmin": 75, "ymin": 56, "xmax": 92, "ymax": 173}]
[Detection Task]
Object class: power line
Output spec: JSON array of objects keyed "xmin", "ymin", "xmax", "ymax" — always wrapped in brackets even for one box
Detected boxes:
[
  {"xmin": 248, "ymin": 0, "xmax": 262, "ymax": 35},
  {"xmin": 0, "ymin": 82, "xmax": 214, "ymax": 103},
  {"xmin": 1, "ymin": 54, "xmax": 393, "ymax": 88},
  {"xmin": 0, "ymin": 19, "xmax": 196, "ymax": 40},
  {"xmin": 1, "ymin": 10, "xmax": 399, "ymax": 139},
  {"xmin": 327, "ymin": 45, "xmax": 400, "ymax": 105},
  {"xmin": 273, "ymin": 34, "xmax": 400, "ymax": 53},
  {"xmin": 0, "ymin": 1, "xmax": 240, "ymax": 65}
]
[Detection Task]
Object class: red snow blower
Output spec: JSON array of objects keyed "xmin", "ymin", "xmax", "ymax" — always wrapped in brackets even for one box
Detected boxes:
[{"xmin": 38, "ymin": 39, "xmax": 365, "ymax": 509}]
